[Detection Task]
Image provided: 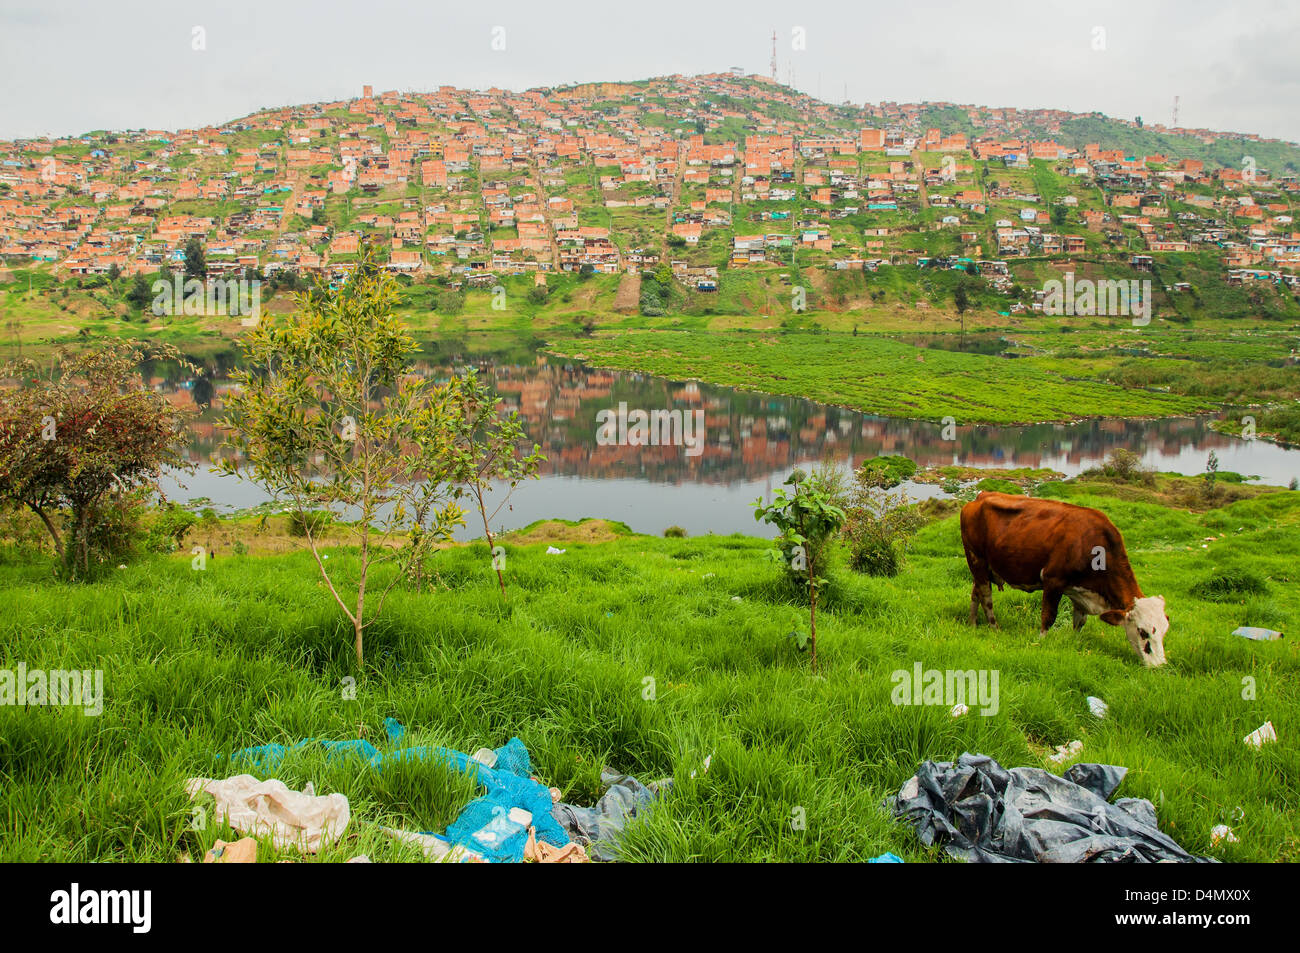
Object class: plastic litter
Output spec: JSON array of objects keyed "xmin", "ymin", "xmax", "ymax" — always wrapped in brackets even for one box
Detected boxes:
[
  {"xmin": 545, "ymin": 546, "xmax": 565, "ymax": 554},
  {"xmin": 950, "ymin": 704, "xmax": 969, "ymax": 717},
  {"xmin": 471, "ymin": 807, "xmax": 532, "ymax": 853},
  {"xmin": 552, "ymin": 768, "xmax": 671, "ymax": 861},
  {"xmin": 869, "ymin": 852, "xmax": 904, "ymax": 863},
  {"xmin": 1232, "ymin": 626, "xmax": 1283, "ymax": 641},
  {"xmin": 382, "ymin": 827, "xmax": 483, "ymax": 863},
  {"xmin": 1087, "ymin": 696, "xmax": 1109, "ymax": 718},
  {"xmin": 1244, "ymin": 721, "xmax": 1277, "ymax": 748},
  {"xmin": 204, "ymin": 837, "xmax": 257, "ymax": 864},
  {"xmin": 1048, "ymin": 739, "xmax": 1084, "ymax": 764},
  {"xmin": 525, "ymin": 827, "xmax": 591, "ymax": 863},
  {"xmin": 689, "ymin": 751, "xmax": 714, "ymax": 779},
  {"xmin": 1210, "ymin": 825, "xmax": 1239, "ymax": 846},
  {"xmin": 222, "ymin": 726, "xmax": 569, "ymax": 863},
  {"xmin": 888, "ymin": 753, "xmax": 1216, "ymax": 863},
  {"xmin": 185, "ymin": 775, "xmax": 349, "ymax": 853}
]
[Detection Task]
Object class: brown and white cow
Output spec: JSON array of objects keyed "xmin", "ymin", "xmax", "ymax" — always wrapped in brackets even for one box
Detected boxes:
[{"xmin": 960, "ymin": 491, "xmax": 1169, "ymax": 666}]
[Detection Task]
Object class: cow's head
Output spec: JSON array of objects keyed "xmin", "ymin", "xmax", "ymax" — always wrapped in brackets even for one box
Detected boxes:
[{"xmin": 1122, "ymin": 596, "xmax": 1168, "ymax": 667}]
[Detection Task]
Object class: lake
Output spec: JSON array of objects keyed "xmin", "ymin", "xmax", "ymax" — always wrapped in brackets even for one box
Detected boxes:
[{"xmin": 153, "ymin": 340, "xmax": 1300, "ymax": 538}]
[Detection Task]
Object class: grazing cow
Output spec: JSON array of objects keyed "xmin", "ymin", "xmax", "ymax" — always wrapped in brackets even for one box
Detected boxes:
[{"xmin": 960, "ymin": 492, "xmax": 1169, "ymax": 666}]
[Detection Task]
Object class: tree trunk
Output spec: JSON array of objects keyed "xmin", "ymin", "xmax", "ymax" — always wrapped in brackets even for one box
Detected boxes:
[
  {"xmin": 808, "ymin": 566, "xmax": 818, "ymax": 674},
  {"xmin": 477, "ymin": 485, "xmax": 506, "ymax": 598},
  {"xmin": 28, "ymin": 504, "xmax": 63, "ymax": 560}
]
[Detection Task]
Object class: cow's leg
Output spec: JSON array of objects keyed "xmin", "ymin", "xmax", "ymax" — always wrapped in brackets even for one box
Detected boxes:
[
  {"xmin": 964, "ymin": 549, "xmax": 997, "ymax": 628},
  {"xmin": 969, "ymin": 580, "xmax": 994, "ymax": 626},
  {"xmin": 1040, "ymin": 585, "xmax": 1065, "ymax": 637},
  {"xmin": 1071, "ymin": 599, "xmax": 1088, "ymax": 631},
  {"xmin": 981, "ymin": 582, "xmax": 997, "ymax": 628}
]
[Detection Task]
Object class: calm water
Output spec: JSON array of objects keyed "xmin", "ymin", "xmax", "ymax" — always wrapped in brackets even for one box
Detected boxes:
[{"xmin": 153, "ymin": 341, "xmax": 1300, "ymax": 538}]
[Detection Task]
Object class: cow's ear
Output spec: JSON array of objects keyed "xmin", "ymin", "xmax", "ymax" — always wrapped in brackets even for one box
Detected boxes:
[{"xmin": 1100, "ymin": 609, "xmax": 1127, "ymax": 626}]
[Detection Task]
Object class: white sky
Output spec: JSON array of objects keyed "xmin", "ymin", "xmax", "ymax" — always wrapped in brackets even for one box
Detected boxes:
[{"xmin": 2, "ymin": 0, "xmax": 1297, "ymax": 143}]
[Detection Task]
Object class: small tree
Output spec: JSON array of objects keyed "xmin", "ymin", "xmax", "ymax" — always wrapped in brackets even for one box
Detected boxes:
[
  {"xmin": 954, "ymin": 282, "xmax": 970, "ymax": 349},
  {"xmin": 217, "ymin": 254, "xmax": 461, "ymax": 666},
  {"xmin": 753, "ymin": 469, "xmax": 846, "ymax": 673},
  {"xmin": 1203, "ymin": 449, "xmax": 1220, "ymax": 500},
  {"xmin": 0, "ymin": 341, "xmax": 192, "ymax": 577},
  {"xmin": 125, "ymin": 272, "xmax": 153, "ymax": 310},
  {"xmin": 183, "ymin": 237, "xmax": 206, "ymax": 284},
  {"xmin": 447, "ymin": 368, "xmax": 545, "ymax": 598}
]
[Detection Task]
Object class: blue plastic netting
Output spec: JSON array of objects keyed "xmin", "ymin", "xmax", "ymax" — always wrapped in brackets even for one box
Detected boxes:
[{"xmin": 222, "ymin": 725, "xmax": 566, "ymax": 862}]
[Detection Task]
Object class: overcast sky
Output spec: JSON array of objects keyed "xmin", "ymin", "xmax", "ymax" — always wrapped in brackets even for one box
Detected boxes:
[{"xmin": 2, "ymin": 0, "xmax": 1297, "ymax": 142}]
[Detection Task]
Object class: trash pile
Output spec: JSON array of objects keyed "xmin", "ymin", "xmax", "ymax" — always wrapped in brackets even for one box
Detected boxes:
[
  {"xmin": 887, "ymin": 752, "xmax": 1217, "ymax": 863},
  {"xmin": 185, "ymin": 720, "xmax": 672, "ymax": 863}
]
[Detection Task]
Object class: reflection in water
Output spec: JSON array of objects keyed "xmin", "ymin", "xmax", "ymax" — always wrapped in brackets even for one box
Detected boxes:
[{"xmin": 152, "ymin": 345, "xmax": 1300, "ymax": 538}]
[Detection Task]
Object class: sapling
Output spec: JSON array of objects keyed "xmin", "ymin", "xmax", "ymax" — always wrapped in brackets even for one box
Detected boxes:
[{"xmin": 753, "ymin": 469, "xmax": 846, "ymax": 673}]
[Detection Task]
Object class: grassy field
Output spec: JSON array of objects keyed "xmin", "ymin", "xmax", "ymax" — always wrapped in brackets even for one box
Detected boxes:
[
  {"xmin": 547, "ymin": 328, "xmax": 1223, "ymax": 423},
  {"xmin": 2, "ymin": 483, "xmax": 1297, "ymax": 862}
]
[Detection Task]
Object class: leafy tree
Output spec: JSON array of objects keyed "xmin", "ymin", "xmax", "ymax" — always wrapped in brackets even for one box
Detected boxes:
[
  {"xmin": 0, "ymin": 341, "xmax": 192, "ymax": 577},
  {"xmin": 183, "ymin": 237, "xmax": 206, "ymax": 284},
  {"xmin": 125, "ymin": 272, "xmax": 153, "ymax": 310},
  {"xmin": 217, "ymin": 253, "xmax": 462, "ymax": 665},
  {"xmin": 954, "ymin": 281, "xmax": 970, "ymax": 347},
  {"xmin": 753, "ymin": 469, "xmax": 846, "ymax": 672},
  {"xmin": 446, "ymin": 368, "xmax": 545, "ymax": 598}
]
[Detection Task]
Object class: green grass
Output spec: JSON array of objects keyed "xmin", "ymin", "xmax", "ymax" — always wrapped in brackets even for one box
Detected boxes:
[
  {"xmin": 2, "ymin": 490, "xmax": 1298, "ymax": 862},
  {"xmin": 547, "ymin": 329, "xmax": 1216, "ymax": 423}
]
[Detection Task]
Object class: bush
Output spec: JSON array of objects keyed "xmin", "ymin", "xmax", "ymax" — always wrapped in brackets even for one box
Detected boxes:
[
  {"xmin": 663, "ymin": 525, "xmax": 687, "ymax": 538},
  {"xmin": 1091, "ymin": 448, "xmax": 1156, "ymax": 487},
  {"xmin": 147, "ymin": 503, "xmax": 198, "ymax": 553},
  {"xmin": 288, "ymin": 509, "xmax": 332, "ymax": 537},
  {"xmin": 856, "ymin": 455, "xmax": 917, "ymax": 489},
  {"xmin": 433, "ymin": 290, "xmax": 465, "ymax": 315},
  {"xmin": 843, "ymin": 466, "xmax": 927, "ymax": 577}
]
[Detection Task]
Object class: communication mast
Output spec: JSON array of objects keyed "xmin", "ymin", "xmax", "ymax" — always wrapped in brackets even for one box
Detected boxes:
[
  {"xmin": 770, "ymin": 30, "xmax": 778, "ymax": 81},
  {"xmin": 1172, "ymin": 95, "xmax": 1179, "ymax": 129}
]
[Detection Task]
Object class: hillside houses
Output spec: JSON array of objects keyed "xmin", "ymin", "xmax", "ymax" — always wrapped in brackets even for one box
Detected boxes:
[{"xmin": 0, "ymin": 73, "xmax": 1295, "ymax": 304}]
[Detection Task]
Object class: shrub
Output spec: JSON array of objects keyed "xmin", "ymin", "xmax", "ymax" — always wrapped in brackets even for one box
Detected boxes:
[
  {"xmin": 147, "ymin": 503, "xmax": 198, "ymax": 553},
  {"xmin": 1093, "ymin": 448, "xmax": 1156, "ymax": 486},
  {"xmin": 0, "ymin": 340, "xmax": 192, "ymax": 578},
  {"xmin": 843, "ymin": 466, "xmax": 927, "ymax": 577},
  {"xmin": 663, "ymin": 525, "xmax": 687, "ymax": 538},
  {"xmin": 856, "ymin": 455, "xmax": 917, "ymax": 489},
  {"xmin": 288, "ymin": 509, "xmax": 332, "ymax": 538}
]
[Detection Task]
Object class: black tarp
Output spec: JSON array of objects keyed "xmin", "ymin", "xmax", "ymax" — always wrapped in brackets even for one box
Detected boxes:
[{"xmin": 888, "ymin": 752, "xmax": 1216, "ymax": 863}]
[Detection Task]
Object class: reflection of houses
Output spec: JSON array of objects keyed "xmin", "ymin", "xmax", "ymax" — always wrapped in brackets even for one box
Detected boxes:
[{"xmin": 171, "ymin": 356, "xmax": 1254, "ymax": 491}]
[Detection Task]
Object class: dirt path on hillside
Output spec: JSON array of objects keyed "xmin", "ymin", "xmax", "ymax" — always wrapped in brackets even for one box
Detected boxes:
[{"xmin": 614, "ymin": 272, "xmax": 641, "ymax": 311}]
